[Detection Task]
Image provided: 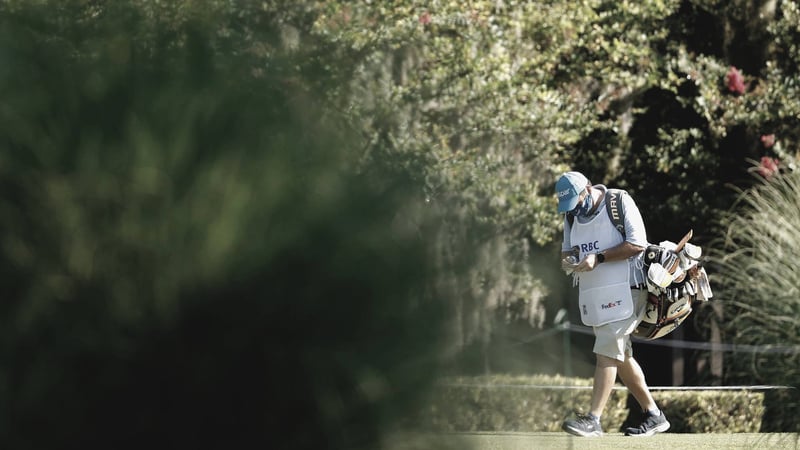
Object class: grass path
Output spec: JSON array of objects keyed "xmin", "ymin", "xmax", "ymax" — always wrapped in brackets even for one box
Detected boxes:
[{"xmin": 386, "ymin": 431, "xmax": 800, "ymax": 450}]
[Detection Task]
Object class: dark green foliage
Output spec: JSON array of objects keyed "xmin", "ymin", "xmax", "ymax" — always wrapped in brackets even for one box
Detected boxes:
[
  {"xmin": 0, "ymin": 3, "xmax": 448, "ymax": 449},
  {"xmin": 761, "ymin": 388, "xmax": 800, "ymax": 432}
]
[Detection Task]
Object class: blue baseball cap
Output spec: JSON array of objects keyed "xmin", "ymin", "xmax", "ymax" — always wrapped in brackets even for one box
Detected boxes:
[{"xmin": 555, "ymin": 171, "xmax": 589, "ymax": 213}]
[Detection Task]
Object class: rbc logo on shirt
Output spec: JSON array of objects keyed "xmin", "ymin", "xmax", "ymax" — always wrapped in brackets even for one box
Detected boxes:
[{"xmin": 580, "ymin": 240, "xmax": 601, "ymax": 253}]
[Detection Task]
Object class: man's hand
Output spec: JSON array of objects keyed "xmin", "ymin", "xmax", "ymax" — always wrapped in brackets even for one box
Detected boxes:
[
  {"xmin": 561, "ymin": 256, "xmax": 579, "ymax": 274},
  {"xmin": 573, "ymin": 253, "xmax": 598, "ymax": 272}
]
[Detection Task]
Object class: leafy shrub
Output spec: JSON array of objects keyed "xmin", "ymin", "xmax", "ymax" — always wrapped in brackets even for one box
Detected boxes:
[
  {"xmin": 416, "ymin": 374, "xmax": 628, "ymax": 433},
  {"xmin": 416, "ymin": 375, "xmax": 766, "ymax": 433},
  {"xmin": 653, "ymin": 390, "xmax": 764, "ymax": 433}
]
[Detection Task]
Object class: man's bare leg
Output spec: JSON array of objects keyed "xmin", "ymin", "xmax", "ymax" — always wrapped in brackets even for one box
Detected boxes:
[
  {"xmin": 617, "ymin": 355, "xmax": 657, "ymax": 412},
  {"xmin": 590, "ymin": 354, "xmax": 619, "ymax": 417},
  {"xmin": 619, "ymin": 354, "xmax": 671, "ymax": 436}
]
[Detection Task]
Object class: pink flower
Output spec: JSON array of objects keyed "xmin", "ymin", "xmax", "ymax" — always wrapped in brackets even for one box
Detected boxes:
[
  {"xmin": 726, "ymin": 66, "xmax": 745, "ymax": 94},
  {"xmin": 760, "ymin": 134, "xmax": 776, "ymax": 148},
  {"xmin": 756, "ymin": 156, "xmax": 779, "ymax": 178},
  {"xmin": 419, "ymin": 11, "xmax": 432, "ymax": 25}
]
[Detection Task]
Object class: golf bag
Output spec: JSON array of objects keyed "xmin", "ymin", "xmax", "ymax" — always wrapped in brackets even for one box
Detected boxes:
[{"xmin": 633, "ymin": 230, "xmax": 713, "ymax": 340}]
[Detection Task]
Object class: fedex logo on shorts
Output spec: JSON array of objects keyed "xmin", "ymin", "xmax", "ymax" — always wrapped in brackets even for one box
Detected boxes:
[
  {"xmin": 601, "ymin": 300, "xmax": 623, "ymax": 310},
  {"xmin": 579, "ymin": 241, "xmax": 601, "ymax": 253}
]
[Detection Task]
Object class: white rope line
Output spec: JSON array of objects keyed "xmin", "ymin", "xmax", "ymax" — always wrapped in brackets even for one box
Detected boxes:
[{"xmin": 565, "ymin": 323, "xmax": 800, "ymax": 354}]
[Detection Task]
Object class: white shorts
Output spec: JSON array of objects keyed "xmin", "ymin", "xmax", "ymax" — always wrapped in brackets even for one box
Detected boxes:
[{"xmin": 592, "ymin": 288, "xmax": 649, "ymax": 361}]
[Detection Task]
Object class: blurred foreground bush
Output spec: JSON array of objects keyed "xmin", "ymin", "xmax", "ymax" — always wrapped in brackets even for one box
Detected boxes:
[{"xmin": 0, "ymin": 4, "xmax": 447, "ymax": 449}]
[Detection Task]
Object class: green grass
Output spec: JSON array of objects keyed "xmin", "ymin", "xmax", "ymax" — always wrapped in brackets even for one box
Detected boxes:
[{"xmin": 385, "ymin": 431, "xmax": 800, "ymax": 450}]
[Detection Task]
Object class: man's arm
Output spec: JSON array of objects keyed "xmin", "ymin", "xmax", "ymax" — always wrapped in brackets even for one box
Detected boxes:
[{"xmin": 572, "ymin": 241, "xmax": 644, "ymax": 272}]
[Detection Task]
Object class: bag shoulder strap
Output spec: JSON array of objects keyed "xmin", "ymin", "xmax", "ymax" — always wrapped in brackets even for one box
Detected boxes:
[
  {"xmin": 565, "ymin": 188, "xmax": 627, "ymax": 239},
  {"xmin": 604, "ymin": 188, "xmax": 627, "ymax": 239}
]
